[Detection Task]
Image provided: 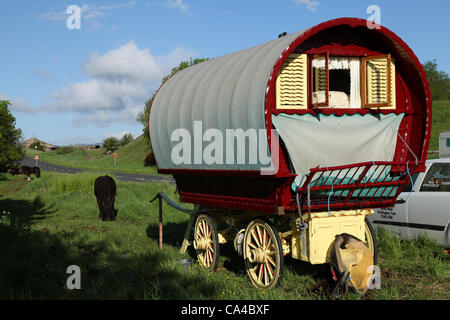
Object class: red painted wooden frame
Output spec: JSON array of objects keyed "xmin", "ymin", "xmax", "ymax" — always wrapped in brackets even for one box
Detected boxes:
[
  {"xmin": 265, "ymin": 18, "xmax": 432, "ymax": 176},
  {"xmin": 294, "ymin": 160, "xmax": 422, "ymax": 212}
]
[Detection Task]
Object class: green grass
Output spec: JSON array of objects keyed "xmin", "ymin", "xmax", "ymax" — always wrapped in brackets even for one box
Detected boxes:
[
  {"xmin": 25, "ymin": 135, "xmax": 158, "ymax": 175},
  {"xmin": 0, "ymin": 173, "xmax": 448, "ymax": 300},
  {"xmin": 430, "ymin": 100, "xmax": 450, "ymax": 151}
]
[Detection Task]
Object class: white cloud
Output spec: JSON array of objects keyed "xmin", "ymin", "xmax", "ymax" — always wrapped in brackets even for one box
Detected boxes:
[
  {"xmin": 291, "ymin": 0, "xmax": 320, "ymax": 12},
  {"xmin": 155, "ymin": 46, "xmax": 197, "ymax": 75},
  {"xmin": 83, "ymin": 41, "xmax": 162, "ymax": 82},
  {"xmin": 43, "ymin": 79, "xmax": 149, "ymax": 113},
  {"xmin": 0, "ymin": 94, "xmax": 37, "ymax": 114},
  {"xmin": 29, "ymin": 42, "xmax": 197, "ymax": 128},
  {"xmin": 10, "ymin": 40, "xmax": 197, "ymax": 133},
  {"xmin": 165, "ymin": 0, "xmax": 189, "ymax": 13}
]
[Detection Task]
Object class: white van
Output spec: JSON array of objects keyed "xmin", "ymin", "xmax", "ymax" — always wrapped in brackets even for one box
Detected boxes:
[{"xmin": 367, "ymin": 158, "xmax": 450, "ymax": 248}]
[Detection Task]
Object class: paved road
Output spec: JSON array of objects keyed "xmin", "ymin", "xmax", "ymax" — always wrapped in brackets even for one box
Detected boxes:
[{"xmin": 19, "ymin": 156, "xmax": 174, "ymax": 184}]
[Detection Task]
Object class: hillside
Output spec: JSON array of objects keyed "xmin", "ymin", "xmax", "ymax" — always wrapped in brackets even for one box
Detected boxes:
[
  {"xmin": 429, "ymin": 100, "xmax": 450, "ymax": 151},
  {"xmin": 23, "ymin": 137, "xmax": 58, "ymax": 151},
  {"xmin": 25, "ymin": 135, "xmax": 158, "ymax": 175}
]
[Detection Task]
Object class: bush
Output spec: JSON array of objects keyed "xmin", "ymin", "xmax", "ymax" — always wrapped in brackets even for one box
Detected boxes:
[
  {"xmin": 120, "ymin": 133, "xmax": 133, "ymax": 147},
  {"xmin": 56, "ymin": 146, "xmax": 74, "ymax": 155},
  {"xmin": 144, "ymin": 153, "xmax": 156, "ymax": 166},
  {"xmin": 29, "ymin": 141, "xmax": 44, "ymax": 152},
  {"xmin": 103, "ymin": 137, "xmax": 120, "ymax": 154}
]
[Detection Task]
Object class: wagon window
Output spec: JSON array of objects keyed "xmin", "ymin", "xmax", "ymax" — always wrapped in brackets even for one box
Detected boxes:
[
  {"xmin": 311, "ymin": 54, "xmax": 361, "ymax": 108},
  {"xmin": 361, "ymin": 54, "xmax": 396, "ymax": 109}
]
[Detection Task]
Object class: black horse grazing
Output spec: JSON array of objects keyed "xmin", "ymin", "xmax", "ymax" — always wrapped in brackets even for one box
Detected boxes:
[
  {"xmin": 94, "ymin": 175, "xmax": 117, "ymax": 221},
  {"xmin": 7, "ymin": 166, "xmax": 40, "ymax": 180},
  {"xmin": 18, "ymin": 166, "xmax": 40, "ymax": 181},
  {"xmin": 7, "ymin": 167, "xmax": 21, "ymax": 175},
  {"xmin": 20, "ymin": 166, "xmax": 41, "ymax": 178}
]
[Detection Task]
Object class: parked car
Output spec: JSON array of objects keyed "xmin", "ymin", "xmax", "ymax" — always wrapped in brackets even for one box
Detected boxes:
[{"xmin": 368, "ymin": 158, "xmax": 450, "ymax": 248}]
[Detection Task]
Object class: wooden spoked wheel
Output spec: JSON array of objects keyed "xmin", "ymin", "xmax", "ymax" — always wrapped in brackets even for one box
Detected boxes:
[
  {"xmin": 193, "ymin": 214, "xmax": 219, "ymax": 271},
  {"xmin": 243, "ymin": 220, "xmax": 284, "ymax": 289},
  {"xmin": 363, "ymin": 218, "xmax": 378, "ymax": 265}
]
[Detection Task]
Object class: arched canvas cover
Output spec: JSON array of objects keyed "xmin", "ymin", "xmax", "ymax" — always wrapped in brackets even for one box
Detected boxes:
[{"xmin": 150, "ymin": 30, "xmax": 307, "ymax": 171}]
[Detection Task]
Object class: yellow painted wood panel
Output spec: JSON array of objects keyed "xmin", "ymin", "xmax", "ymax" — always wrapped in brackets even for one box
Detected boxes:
[
  {"xmin": 366, "ymin": 56, "xmax": 396, "ymax": 109},
  {"xmin": 276, "ymin": 53, "xmax": 308, "ymax": 109}
]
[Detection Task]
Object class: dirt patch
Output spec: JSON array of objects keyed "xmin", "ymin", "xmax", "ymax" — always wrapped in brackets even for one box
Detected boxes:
[
  {"xmin": 82, "ymin": 148, "xmax": 96, "ymax": 160},
  {"xmin": 77, "ymin": 244, "xmax": 96, "ymax": 255},
  {"xmin": 0, "ymin": 177, "xmax": 27, "ymax": 196}
]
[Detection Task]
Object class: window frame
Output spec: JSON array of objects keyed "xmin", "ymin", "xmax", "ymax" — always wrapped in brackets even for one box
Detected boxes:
[{"xmin": 310, "ymin": 52, "xmax": 329, "ymax": 108}]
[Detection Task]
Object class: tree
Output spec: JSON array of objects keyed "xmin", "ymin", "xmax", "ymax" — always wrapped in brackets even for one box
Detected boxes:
[
  {"xmin": 0, "ymin": 100, "xmax": 24, "ymax": 171},
  {"xmin": 137, "ymin": 57, "xmax": 209, "ymax": 144},
  {"xmin": 422, "ymin": 60, "xmax": 450, "ymax": 100},
  {"xmin": 29, "ymin": 141, "xmax": 44, "ymax": 151},
  {"xmin": 119, "ymin": 133, "xmax": 133, "ymax": 146},
  {"xmin": 103, "ymin": 137, "xmax": 120, "ymax": 153}
]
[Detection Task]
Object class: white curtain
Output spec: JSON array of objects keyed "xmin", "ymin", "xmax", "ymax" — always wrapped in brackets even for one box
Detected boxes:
[
  {"xmin": 312, "ymin": 57, "xmax": 351, "ymax": 70},
  {"xmin": 349, "ymin": 59, "xmax": 361, "ymax": 108},
  {"xmin": 312, "ymin": 57, "xmax": 361, "ymax": 108}
]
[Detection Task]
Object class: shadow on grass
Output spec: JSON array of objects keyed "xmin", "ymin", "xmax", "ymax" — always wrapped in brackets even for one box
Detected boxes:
[
  {"xmin": 0, "ymin": 198, "xmax": 221, "ymax": 299},
  {"xmin": 145, "ymin": 219, "xmax": 333, "ymax": 281},
  {"xmin": 146, "ymin": 221, "xmax": 190, "ymax": 248}
]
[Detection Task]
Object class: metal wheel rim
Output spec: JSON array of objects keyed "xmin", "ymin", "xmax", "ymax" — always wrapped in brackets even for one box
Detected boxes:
[
  {"xmin": 243, "ymin": 220, "xmax": 282, "ymax": 288},
  {"xmin": 194, "ymin": 215, "xmax": 218, "ymax": 270}
]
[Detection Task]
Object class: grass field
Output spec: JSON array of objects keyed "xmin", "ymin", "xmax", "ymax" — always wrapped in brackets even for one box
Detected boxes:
[
  {"xmin": 0, "ymin": 172, "xmax": 448, "ymax": 300},
  {"xmin": 25, "ymin": 135, "xmax": 158, "ymax": 175},
  {"xmin": 430, "ymin": 100, "xmax": 450, "ymax": 151}
]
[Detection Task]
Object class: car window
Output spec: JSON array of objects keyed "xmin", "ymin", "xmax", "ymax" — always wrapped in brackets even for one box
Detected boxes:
[
  {"xmin": 420, "ymin": 163, "xmax": 450, "ymax": 192},
  {"xmin": 403, "ymin": 173, "xmax": 419, "ymax": 192}
]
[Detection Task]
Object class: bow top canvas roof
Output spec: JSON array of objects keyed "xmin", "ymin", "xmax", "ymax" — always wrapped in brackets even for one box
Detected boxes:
[{"xmin": 150, "ymin": 29, "xmax": 307, "ymax": 171}]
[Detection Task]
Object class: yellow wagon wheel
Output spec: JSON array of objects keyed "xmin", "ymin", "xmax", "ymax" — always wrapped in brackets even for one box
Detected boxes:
[
  {"xmin": 193, "ymin": 214, "xmax": 219, "ymax": 271},
  {"xmin": 243, "ymin": 219, "xmax": 284, "ymax": 289},
  {"xmin": 363, "ymin": 218, "xmax": 378, "ymax": 265}
]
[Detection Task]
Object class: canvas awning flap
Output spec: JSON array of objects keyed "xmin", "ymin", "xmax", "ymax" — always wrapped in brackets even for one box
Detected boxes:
[{"xmin": 271, "ymin": 113, "xmax": 404, "ymax": 185}]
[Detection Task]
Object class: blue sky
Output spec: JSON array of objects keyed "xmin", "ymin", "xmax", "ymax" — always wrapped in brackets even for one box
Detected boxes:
[{"xmin": 1, "ymin": 0, "xmax": 449, "ymax": 145}]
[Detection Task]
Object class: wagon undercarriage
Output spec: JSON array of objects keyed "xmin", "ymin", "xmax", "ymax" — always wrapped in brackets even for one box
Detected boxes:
[{"xmin": 151, "ymin": 189, "xmax": 379, "ymax": 292}]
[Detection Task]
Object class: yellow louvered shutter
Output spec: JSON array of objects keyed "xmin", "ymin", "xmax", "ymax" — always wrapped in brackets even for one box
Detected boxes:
[
  {"xmin": 276, "ymin": 53, "xmax": 307, "ymax": 109},
  {"xmin": 362, "ymin": 54, "xmax": 395, "ymax": 108}
]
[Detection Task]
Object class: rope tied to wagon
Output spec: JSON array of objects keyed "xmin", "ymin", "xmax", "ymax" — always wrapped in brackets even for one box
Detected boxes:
[{"xmin": 405, "ymin": 160, "xmax": 414, "ymax": 203}]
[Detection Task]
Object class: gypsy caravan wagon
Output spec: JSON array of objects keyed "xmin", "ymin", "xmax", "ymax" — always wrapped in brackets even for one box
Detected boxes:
[{"xmin": 149, "ymin": 18, "xmax": 432, "ymax": 291}]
